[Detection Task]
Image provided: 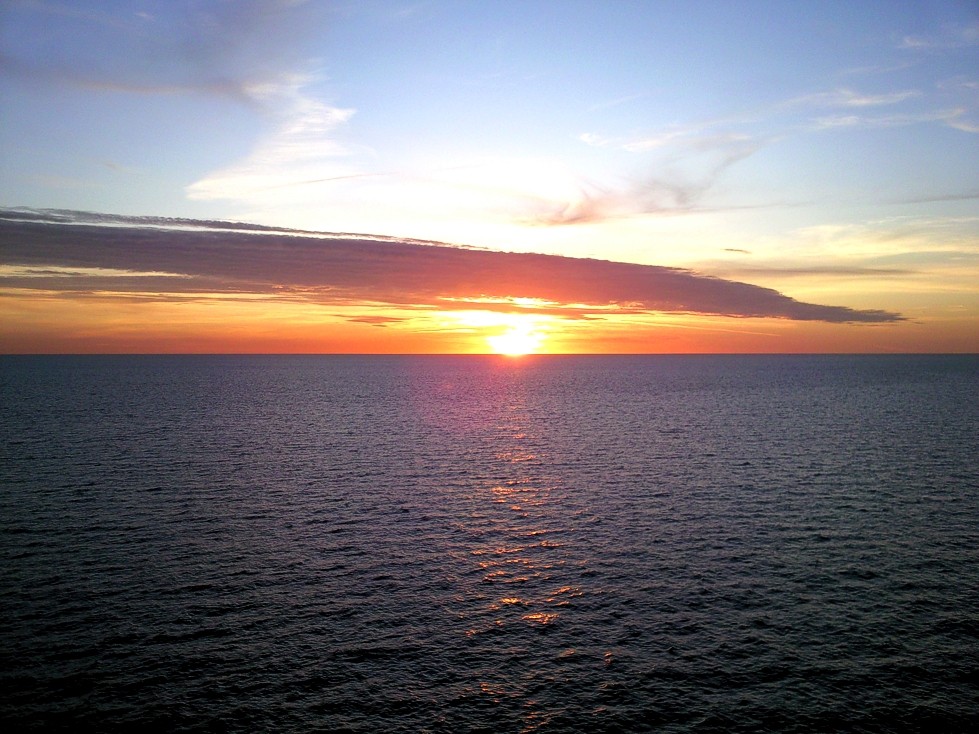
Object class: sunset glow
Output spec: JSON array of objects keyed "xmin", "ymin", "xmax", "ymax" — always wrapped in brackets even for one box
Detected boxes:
[
  {"xmin": 486, "ymin": 326, "xmax": 545, "ymax": 356},
  {"xmin": 5, "ymin": 8, "xmax": 978, "ymax": 734},
  {"xmin": 0, "ymin": 2, "xmax": 976, "ymax": 353}
]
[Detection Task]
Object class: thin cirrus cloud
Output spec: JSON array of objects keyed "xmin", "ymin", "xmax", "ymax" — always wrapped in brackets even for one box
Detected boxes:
[
  {"xmin": 185, "ymin": 77, "xmax": 359, "ymax": 201},
  {"xmin": 559, "ymin": 76, "xmax": 976, "ymax": 227},
  {"xmin": 1, "ymin": 0, "xmax": 327, "ymax": 108},
  {"xmin": 787, "ymin": 88, "xmax": 921, "ymax": 108},
  {"xmin": 0, "ymin": 49, "xmax": 268, "ymax": 108},
  {"xmin": 578, "ymin": 85, "xmax": 922, "ymax": 157},
  {"xmin": 0, "ymin": 209, "xmax": 902, "ymax": 324},
  {"xmin": 809, "ymin": 107, "xmax": 969, "ymax": 131},
  {"xmin": 899, "ymin": 23, "xmax": 979, "ymax": 51},
  {"xmin": 560, "ymin": 86, "xmax": 923, "ymax": 227},
  {"xmin": 535, "ymin": 131, "xmax": 764, "ymax": 225},
  {"xmin": 2, "ymin": 0, "xmax": 364, "ymax": 204}
]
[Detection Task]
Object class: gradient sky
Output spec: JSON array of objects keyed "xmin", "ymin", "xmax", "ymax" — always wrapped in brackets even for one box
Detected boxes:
[{"xmin": 1, "ymin": 0, "xmax": 977, "ymax": 353}]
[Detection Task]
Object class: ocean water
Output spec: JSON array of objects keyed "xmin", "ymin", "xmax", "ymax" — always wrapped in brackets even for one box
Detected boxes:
[{"xmin": 1, "ymin": 354, "xmax": 977, "ymax": 733}]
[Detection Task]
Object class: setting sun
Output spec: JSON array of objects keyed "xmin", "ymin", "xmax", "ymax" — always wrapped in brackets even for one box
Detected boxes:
[{"xmin": 486, "ymin": 326, "xmax": 544, "ymax": 356}]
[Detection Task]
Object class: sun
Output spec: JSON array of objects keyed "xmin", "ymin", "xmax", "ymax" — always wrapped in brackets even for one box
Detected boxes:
[{"xmin": 486, "ymin": 326, "xmax": 544, "ymax": 356}]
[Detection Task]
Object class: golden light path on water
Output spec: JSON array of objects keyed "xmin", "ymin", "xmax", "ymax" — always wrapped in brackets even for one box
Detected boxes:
[
  {"xmin": 446, "ymin": 367, "xmax": 593, "ymax": 729},
  {"xmin": 5, "ymin": 355, "xmax": 978, "ymax": 730}
]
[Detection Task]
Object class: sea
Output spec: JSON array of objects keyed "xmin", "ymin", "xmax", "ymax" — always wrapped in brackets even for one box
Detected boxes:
[{"xmin": 1, "ymin": 354, "xmax": 977, "ymax": 733}]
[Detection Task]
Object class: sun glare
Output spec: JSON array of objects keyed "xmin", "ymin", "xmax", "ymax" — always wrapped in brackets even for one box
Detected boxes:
[{"xmin": 487, "ymin": 326, "xmax": 543, "ymax": 356}]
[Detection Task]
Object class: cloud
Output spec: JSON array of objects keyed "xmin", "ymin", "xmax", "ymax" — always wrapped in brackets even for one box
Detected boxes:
[
  {"xmin": 344, "ymin": 315, "xmax": 408, "ymax": 327},
  {"xmin": 567, "ymin": 74, "xmax": 971, "ymax": 227},
  {"xmin": 621, "ymin": 129, "xmax": 694, "ymax": 153},
  {"xmin": 772, "ymin": 218, "xmax": 979, "ymax": 281},
  {"xmin": 0, "ymin": 0, "xmax": 326, "ymax": 108},
  {"xmin": 0, "ymin": 208, "xmax": 903, "ymax": 323},
  {"xmin": 186, "ymin": 76, "xmax": 359, "ymax": 200},
  {"xmin": 781, "ymin": 85, "xmax": 979, "ymax": 133},
  {"xmin": 944, "ymin": 115, "xmax": 979, "ymax": 133},
  {"xmin": 899, "ymin": 23, "xmax": 979, "ymax": 51},
  {"xmin": 565, "ymin": 78, "xmax": 942, "ymax": 227},
  {"xmin": 841, "ymin": 61, "xmax": 917, "ymax": 77},
  {"xmin": 783, "ymin": 77, "xmax": 975, "ymax": 134},
  {"xmin": 578, "ymin": 132, "xmax": 612, "ymax": 148},
  {"xmin": 893, "ymin": 191, "xmax": 979, "ymax": 204},
  {"xmin": 587, "ymin": 92, "xmax": 647, "ymax": 112},
  {"xmin": 538, "ymin": 133, "xmax": 762, "ymax": 224},
  {"xmin": 0, "ymin": 49, "xmax": 265, "ymax": 106},
  {"xmin": 809, "ymin": 107, "xmax": 965, "ymax": 131},
  {"xmin": 790, "ymin": 88, "xmax": 920, "ymax": 108},
  {"xmin": 709, "ymin": 266, "xmax": 917, "ymax": 279}
]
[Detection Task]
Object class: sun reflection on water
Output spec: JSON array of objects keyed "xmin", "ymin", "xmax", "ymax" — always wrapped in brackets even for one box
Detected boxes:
[
  {"xmin": 458, "ymin": 383, "xmax": 576, "ymax": 642},
  {"xmin": 413, "ymin": 359, "xmax": 609, "ymax": 730}
]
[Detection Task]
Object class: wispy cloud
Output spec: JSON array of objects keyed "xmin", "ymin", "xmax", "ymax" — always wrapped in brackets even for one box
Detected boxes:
[
  {"xmin": 938, "ymin": 76, "xmax": 979, "ymax": 92},
  {"xmin": 788, "ymin": 88, "xmax": 921, "ymax": 108},
  {"xmin": 0, "ymin": 209, "xmax": 904, "ymax": 324},
  {"xmin": 621, "ymin": 129, "xmax": 696, "ymax": 153},
  {"xmin": 0, "ymin": 1, "xmax": 368, "ymax": 209},
  {"xmin": 587, "ymin": 92, "xmax": 647, "ymax": 112},
  {"xmin": 563, "ymin": 81, "xmax": 936, "ymax": 226},
  {"xmin": 186, "ymin": 76, "xmax": 359, "ymax": 200},
  {"xmin": 578, "ymin": 132, "xmax": 613, "ymax": 148},
  {"xmin": 943, "ymin": 114, "xmax": 979, "ymax": 133},
  {"xmin": 696, "ymin": 215, "xmax": 979, "ymax": 286},
  {"xmin": 707, "ymin": 265, "xmax": 917, "ymax": 279},
  {"xmin": 841, "ymin": 61, "xmax": 917, "ymax": 77},
  {"xmin": 539, "ymin": 132, "xmax": 763, "ymax": 224},
  {"xmin": 776, "ymin": 76, "xmax": 978, "ymax": 134},
  {"xmin": 0, "ymin": 0, "xmax": 327, "ymax": 108},
  {"xmin": 561, "ymin": 73, "xmax": 976, "ymax": 226},
  {"xmin": 2, "ymin": 2, "xmax": 370, "ymax": 210},
  {"xmin": 3, "ymin": 0, "xmax": 138, "ymax": 30},
  {"xmin": 809, "ymin": 107, "xmax": 965, "ymax": 131},
  {"xmin": 893, "ymin": 191, "xmax": 979, "ymax": 204},
  {"xmin": 778, "ymin": 218, "xmax": 979, "ymax": 275},
  {"xmin": 344, "ymin": 315, "xmax": 408, "ymax": 327},
  {"xmin": 899, "ymin": 23, "xmax": 979, "ymax": 51}
]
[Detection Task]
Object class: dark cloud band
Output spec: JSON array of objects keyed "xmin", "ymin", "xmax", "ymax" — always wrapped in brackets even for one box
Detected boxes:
[{"xmin": 0, "ymin": 209, "xmax": 903, "ymax": 323}]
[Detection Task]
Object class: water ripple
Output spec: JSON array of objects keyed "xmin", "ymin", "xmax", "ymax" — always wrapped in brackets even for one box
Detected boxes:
[{"xmin": 1, "ymin": 355, "xmax": 977, "ymax": 732}]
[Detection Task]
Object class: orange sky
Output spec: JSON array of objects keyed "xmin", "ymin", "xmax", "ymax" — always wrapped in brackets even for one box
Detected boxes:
[
  {"xmin": 3, "ymin": 301, "xmax": 974, "ymax": 355},
  {"xmin": 1, "ymin": 211, "xmax": 976, "ymax": 355},
  {"xmin": 2, "ymin": 3, "xmax": 976, "ymax": 355}
]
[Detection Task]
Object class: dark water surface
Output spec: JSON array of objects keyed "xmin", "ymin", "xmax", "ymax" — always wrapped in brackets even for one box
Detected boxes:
[{"xmin": 2, "ymin": 355, "xmax": 978, "ymax": 732}]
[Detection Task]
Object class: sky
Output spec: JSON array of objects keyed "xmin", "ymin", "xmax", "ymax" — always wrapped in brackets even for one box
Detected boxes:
[{"xmin": 1, "ymin": 0, "xmax": 977, "ymax": 354}]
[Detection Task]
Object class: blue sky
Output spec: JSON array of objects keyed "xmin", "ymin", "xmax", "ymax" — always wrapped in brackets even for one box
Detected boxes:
[{"xmin": 1, "ymin": 0, "xmax": 977, "ymax": 352}]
